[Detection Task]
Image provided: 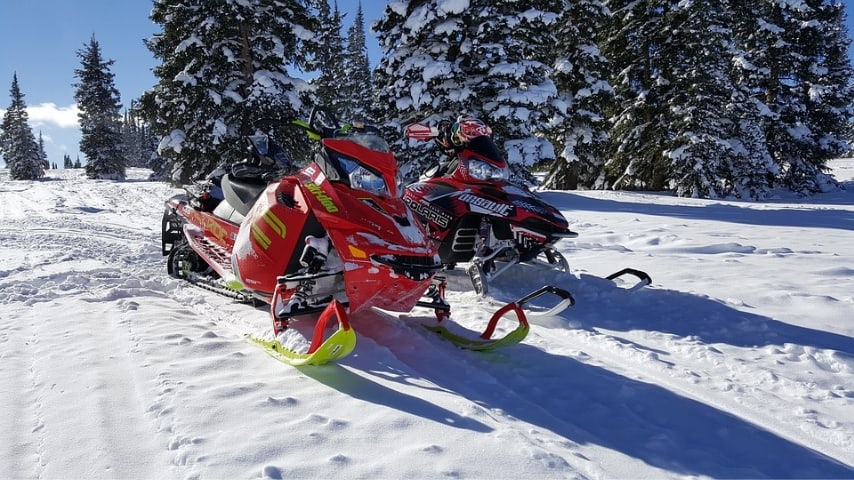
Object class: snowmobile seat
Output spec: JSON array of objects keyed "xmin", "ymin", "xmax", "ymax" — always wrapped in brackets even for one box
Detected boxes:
[{"xmin": 221, "ymin": 173, "xmax": 267, "ymax": 217}]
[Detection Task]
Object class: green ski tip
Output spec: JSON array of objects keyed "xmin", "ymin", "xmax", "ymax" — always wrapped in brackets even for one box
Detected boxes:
[
  {"xmin": 248, "ymin": 327, "xmax": 357, "ymax": 366},
  {"xmin": 422, "ymin": 323, "xmax": 529, "ymax": 351}
]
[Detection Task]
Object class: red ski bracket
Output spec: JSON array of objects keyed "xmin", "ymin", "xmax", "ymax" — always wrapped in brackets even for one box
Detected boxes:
[
  {"xmin": 480, "ymin": 300, "xmax": 528, "ymax": 340},
  {"xmin": 306, "ymin": 300, "xmax": 351, "ymax": 354},
  {"xmin": 251, "ymin": 299, "xmax": 357, "ymax": 366},
  {"xmin": 421, "ymin": 285, "xmax": 574, "ymax": 351}
]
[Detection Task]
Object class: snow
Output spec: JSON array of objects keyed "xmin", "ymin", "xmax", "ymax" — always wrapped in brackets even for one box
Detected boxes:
[
  {"xmin": 437, "ymin": 0, "xmax": 469, "ymax": 15},
  {"xmin": 1, "ymin": 161, "xmax": 853, "ymax": 479}
]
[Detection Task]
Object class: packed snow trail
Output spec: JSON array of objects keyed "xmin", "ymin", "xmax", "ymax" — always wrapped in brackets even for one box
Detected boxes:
[{"xmin": 1, "ymin": 167, "xmax": 852, "ymax": 479}]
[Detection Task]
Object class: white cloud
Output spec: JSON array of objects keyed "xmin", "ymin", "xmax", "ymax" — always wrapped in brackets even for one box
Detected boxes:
[{"xmin": 27, "ymin": 102, "xmax": 80, "ymax": 128}]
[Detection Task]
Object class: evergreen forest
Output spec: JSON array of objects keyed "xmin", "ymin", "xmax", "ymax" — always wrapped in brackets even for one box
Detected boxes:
[{"xmin": 2, "ymin": 0, "xmax": 852, "ymax": 199}]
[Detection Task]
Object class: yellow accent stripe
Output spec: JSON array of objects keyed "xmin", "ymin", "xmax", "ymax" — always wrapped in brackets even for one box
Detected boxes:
[
  {"xmin": 252, "ymin": 224, "xmax": 271, "ymax": 249},
  {"xmin": 263, "ymin": 211, "xmax": 287, "ymax": 238},
  {"xmin": 348, "ymin": 244, "xmax": 368, "ymax": 259}
]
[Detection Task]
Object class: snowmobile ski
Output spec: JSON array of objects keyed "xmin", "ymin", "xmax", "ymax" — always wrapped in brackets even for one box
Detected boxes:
[
  {"xmin": 420, "ymin": 285, "xmax": 574, "ymax": 351},
  {"xmin": 247, "ymin": 300, "xmax": 356, "ymax": 366},
  {"xmin": 606, "ymin": 268, "xmax": 652, "ymax": 291}
]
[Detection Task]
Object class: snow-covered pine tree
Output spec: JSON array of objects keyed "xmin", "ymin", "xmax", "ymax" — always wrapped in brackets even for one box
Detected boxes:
[
  {"xmin": 542, "ymin": 0, "xmax": 613, "ymax": 190},
  {"xmin": 735, "ymin": 0, "xmax": 852, "ymax": 195},
  {"xmin": 373, "ymin": 0, "xmax": 563, "ymax": 180},
  {"xmin": 372, "ymin": 0, "xmax": 472, "ymax": 177},
  {"xmin": 140, "ymin": 0, "xmax": 319, "ymax": 183},
  {"xmin": 340, "ymin": 2, "xmax": 373, "ymax": 122},
  {"xmin": 74, "ymin": 35, "xmax": 127, "ymax": 180},
  {"xmin": 796, "ymin": 0, "xmax": 854, "ymax": 190},
  {"xmin": 36, "ymin": 131, "xmax": 48, "ymax": 177},
  {"xmin": 470, "ymin": 0, "xmax": 562, "ymax": 175},
  {"xmin": 0, "ymin": 73, "xmax": 42, "ymax": 180},
  {"xmin": 602, "ymin": 0, "xmax": 674, "ymax": 191},
  {"xmin": 311, "ymin": 0, "xmax": 347, "ymax": 114},
  {"xmin": 121, "ymin": 109, "xmax": 140, "ymax": 167},
  {"xmin": 659, "ymin": 0, "xmax": 775, "ymax": 199},
  {"xmin": 728, "ymin": 0, "xmax": 781, "ymax": 199},
  {"xmin": 120, "ymin": 103, "xmax": 159, "ymax": 168}
]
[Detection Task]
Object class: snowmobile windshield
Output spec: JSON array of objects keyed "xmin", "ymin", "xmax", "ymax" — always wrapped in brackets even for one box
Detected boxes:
[
  {"xmin": 461, "ymin": 136, "xmax": 509, "ymax": 182},
  {"xmin": 343, "ymin": 132, "xmax": 391, "ymax": 153},
  {"xmin": 248, "ymin": 134, "xmax": 293, "ymax": 168},
  {"xmin": 466, "ymin": 135, "xmax": 502, "ymax": 163}
]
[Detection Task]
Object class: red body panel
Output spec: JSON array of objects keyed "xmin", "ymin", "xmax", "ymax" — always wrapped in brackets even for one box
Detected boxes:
[
  {"xmin": 171, "ymin": 160, "xmax": 438, "ymax": 315},
  {"xmin": 231, "ymin": 179, "xmax": 308, "ymax": 295},
  {"xmin": 402, "ymin": 143, "xmax": 573, "ymax": 265},
  {"xmin": 174, "ymin": 201, "xmax": 240, "ymax": 252}
]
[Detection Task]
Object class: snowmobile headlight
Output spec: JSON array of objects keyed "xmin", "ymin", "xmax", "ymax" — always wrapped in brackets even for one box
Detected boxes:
[
  {"xmin": 339, "ymin": 156, "xmax": 389, "ymax": 197},
  {"xmin": 468, "ymin": 158, "xmax": 509, "ymax": 182}
]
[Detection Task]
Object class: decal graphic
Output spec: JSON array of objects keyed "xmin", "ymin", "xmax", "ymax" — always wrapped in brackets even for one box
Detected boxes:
[
  {"xmin": 511, "ymin": 198, "xmax": 550, "ymax": 217},
  {"xmin": 252, "ymin": 224, "xmax": 271, "ymax": 250},
  {"xmin": 195, "ymin": 213, "xmax": 228, "ymax": 244},
  {"xmin": 252, "ymin": 211, "xmax": 287, "ymax": 251},
  {"xmin": 458, "ymin": 192, "xmax": 513, "ymax": 216},
  {"xmin": 404, "ymin": 197, "xmax": 452, "ymax": 229},
  {"xmin": 262, "ymin": 211, "xmax": 287, "ymax": 239},
  {"xmin": 305, "ymin": 182, "xmax": 339, "ymax": 213}
]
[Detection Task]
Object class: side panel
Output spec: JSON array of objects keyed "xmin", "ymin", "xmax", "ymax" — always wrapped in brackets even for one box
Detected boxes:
[
  {"xmin": 232, "ymin": 180, "xmax": 313, "ymax": 295},
  {"xmin": 403, "ymin": 180, "xmax": 461, "ymax": 238},
  {"xmin": 178, "ymin": 203, "xmax": 240, "ymax": 252}
]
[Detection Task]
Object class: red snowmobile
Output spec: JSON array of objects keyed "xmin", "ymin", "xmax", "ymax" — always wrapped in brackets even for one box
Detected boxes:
[
  {"xmin": 161, "ymin": 107, "xmax": 558, "ymax": 365},
  {"xmin": 403, "ymin": 117, "xmax": 650, "ymax": 304}
]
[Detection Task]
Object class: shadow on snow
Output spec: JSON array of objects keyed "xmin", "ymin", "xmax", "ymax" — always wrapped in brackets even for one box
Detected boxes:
[
  {"xmin": 538, "ymin": 189, "xmax": 854, "ymax": 232},
  {"xmin": 317, "ymin": 270, "xmax": 853, "ymax": 478}
]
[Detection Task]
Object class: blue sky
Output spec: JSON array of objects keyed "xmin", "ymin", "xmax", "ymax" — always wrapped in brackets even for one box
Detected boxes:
[
  {"xmin": 1, "ymin": 1, "xmax": 853, "ymax": 168},
  {"xmin": 0, "ymin": 0, "xmax": 385, "ymax": 167}
]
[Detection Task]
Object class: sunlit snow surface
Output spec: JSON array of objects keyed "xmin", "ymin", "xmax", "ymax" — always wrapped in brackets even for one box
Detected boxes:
[{"xmin": 1, "ymin": 161, "xmax": 852, "ymax": 479}]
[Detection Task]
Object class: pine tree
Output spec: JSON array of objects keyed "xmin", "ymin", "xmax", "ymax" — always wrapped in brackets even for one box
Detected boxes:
[
  {"xmin": 602, "ymin": 0, "xmax": 778, "ymax": 198},
  {"xmin": 659, "ymin": 0, "xmax": 779, "ymax": 199},
  {"xmin": 602, "ymin": 0, "xmax": 675, "ymax": 191},
  {"xmin": 372, "ymin": 0, "xmax": 471, "ymax": 124},
  {"xmin": 542, "ymin": 0, "xmax": 613, "ymax": 190},
  {"xmin": 372, "ymin": 0, "xmax": 498, "ymax": 177},
  {"xmin": 120, "ymin": 101, "xmax": 158, "ymax": 169},
  {"xmin": 139, "ymin": 0, "xmax": 320, "ymax": 183},
  {"xmin": 471, "ymin": 0, "xmax": 563, "ymax": 174},
  {"xmin": 311, "ymin": 1, "xmax": 347, "ymax": 113},
  {"xmin": 733, "ymin": 0, "xmax": 853, "ymax": 195},
  {"xmin": 74, "ymin": 35, "xmax": 127, "ymax": 180},
  {"xmin": 796, "ymin": 0, "xmax": 854, "ymax": 190},
  {"xmin": 36, "ymin": 131, "xmax": 48, "ymax": 177},
  {"xmin": 725, "ymin": 0, "xmax": 781, "ymax": 199},
  {"xmin": 0, "ymin": 73, "xmax": 42, "ymax": 180},
  {"xmin": 63, "ymin": 153, "xmax": 73, "ymax": 169},
  {"xmin": 340, "ymin": 2, "xmax": 373, "ymax": 121},
  {"xmin": 373, "ymin": 1, "xmax": 563, "ymax": 179}
]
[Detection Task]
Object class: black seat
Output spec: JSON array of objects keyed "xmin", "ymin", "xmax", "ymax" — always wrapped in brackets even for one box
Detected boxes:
[{"xmin": 221, "ymin": 174, "xmax": 267, "ymax": 216}]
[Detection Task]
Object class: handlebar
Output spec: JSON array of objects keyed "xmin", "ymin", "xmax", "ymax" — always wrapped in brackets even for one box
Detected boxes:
[
  {"xmin": 405, "ymin": 122, "xmax": 440, "ymax": 141},
  {"xmin": 254, "ymin": 107, "xmax": 373, "ymax": 143}
]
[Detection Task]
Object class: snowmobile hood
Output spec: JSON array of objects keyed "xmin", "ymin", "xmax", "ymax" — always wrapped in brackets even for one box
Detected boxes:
[
  {"xmin": 405, "ymin": 178, "xmax": 570, "ymax": 234},
  {"xmin": 297, "ymin": 164, "xmax": 433, "ymax": 253},
  {"xmin": 323, "ymin": 137, "xmax": 401, "ymax": 198}
]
